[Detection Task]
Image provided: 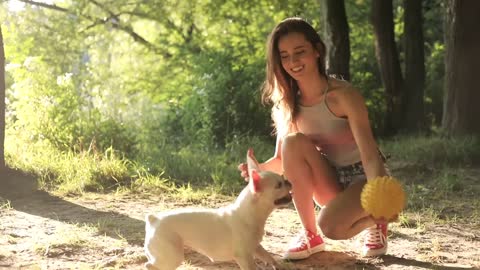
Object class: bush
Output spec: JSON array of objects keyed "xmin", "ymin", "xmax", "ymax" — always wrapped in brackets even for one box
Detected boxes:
[{"xmin": 161, "ymin": 48, "xmax": 272, "ymax": 148}]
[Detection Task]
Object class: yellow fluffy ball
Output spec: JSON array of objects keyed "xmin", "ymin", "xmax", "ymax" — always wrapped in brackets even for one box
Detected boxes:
[{"xmin": 361, "ymin": 176, "xmax": 406, "ymax": 220}]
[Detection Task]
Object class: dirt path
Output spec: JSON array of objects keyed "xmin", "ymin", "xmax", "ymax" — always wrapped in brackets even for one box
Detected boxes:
[{"xmin": 1, "ymin": 169, "xmax": 479, "ymax": 270}]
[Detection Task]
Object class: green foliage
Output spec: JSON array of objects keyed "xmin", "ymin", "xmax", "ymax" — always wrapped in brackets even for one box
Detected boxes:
[
  {"xmin": 5, "ymin": 127, "xmax": 275, "ymax": 195},
  {"xmin": 163, "ymin": 49, "xmax": 271, "ymax": 147},
  {"xmin": 130, "ymin": 134, "xmax": 274, "ymax": 194},
  {"xmin": 6, "ymin": 57, "xmax": 136, "ymax": 155},
  {"xmin": 423, "ymin": 0, "xmax": 446, "ymax": 127},
  {"xmin": 3, "ymin": 3, "xmax": 84, "ymax": 74},
  {"xmin": 424, "ymin": 42, "xmax": 445, "ymax": 127},
  {"xmin": 346, "ymin": 2, "xmax": 386, "ymax": 132},
  {"xmin": 7, "ymin": 58, "xmax": 82, "ymax": 148},
  {"xmin": 2, "ymin": 0, "xmax": 463, "ymax": 196}
]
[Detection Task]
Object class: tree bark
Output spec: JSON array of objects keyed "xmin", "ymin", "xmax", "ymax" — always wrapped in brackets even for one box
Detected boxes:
[
  {"xmin": 0, "ymin": 25, "xmax": 5, "ymax": 170},
  {"xmin": 322, "ymin": 0, "xmax": 350, "ymax": 81},
  {"xmin": 443, "ymin": 0, "xmax": 480, "ymax": 136},
  {"xmin": 371, "ymin": 0, "xmax": 404, "ymax": 136},
  {"xmin": 403, "ymin": 0, "xmax": 426, "ymax": 132}
]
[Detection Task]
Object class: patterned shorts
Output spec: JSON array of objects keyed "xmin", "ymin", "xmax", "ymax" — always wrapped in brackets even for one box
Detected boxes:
[
  {"xmin": 335, "ymin": 161, "xmax": 367, "ymax": 189},
  {"xmin": 333, "ymin": 151, "xmax": 389, "ymax": 189}
]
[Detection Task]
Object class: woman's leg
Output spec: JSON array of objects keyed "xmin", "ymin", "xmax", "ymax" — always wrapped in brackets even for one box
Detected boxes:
[
  {"xmin": 317, "ymin": 179, "xmax": 375, "ymax": 240},
  {"xmin": 318, "ymin": 177, "xmax": 389, "ymax": 257},
  {"xmin": 282, "ymin": 133, "xmax": 386, "ymax": 258},
  {"xmin": 281, "ymin": 133, "xmax": 341, "ymax": 234},
  {"xmin": 282, "ymin": 133, "xmax": 374, "ymax": 239}
]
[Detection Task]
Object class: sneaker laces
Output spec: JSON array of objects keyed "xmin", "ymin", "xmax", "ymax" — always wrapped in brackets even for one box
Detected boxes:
[
  {"xmin": 290, "ymin": 230, "xmax": 315, "ymax": 250},
  {"xmin": 364, "ymin": 226, "xmax": 385, "ymax": 248}
]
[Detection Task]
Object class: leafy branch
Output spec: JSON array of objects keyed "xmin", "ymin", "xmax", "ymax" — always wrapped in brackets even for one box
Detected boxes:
[{"xmin": 17, "ymin": 0, "xmax": 169, "ymax": 56}]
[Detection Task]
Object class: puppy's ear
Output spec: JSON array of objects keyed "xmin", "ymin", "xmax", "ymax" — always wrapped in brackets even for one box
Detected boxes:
[
  {"xmin": 246, "ymin": 148, "xmax": 261, "ymax": 172},
  {"xmin": 249, "ymin": 169, "xmax": 261, "ymax": 193}
]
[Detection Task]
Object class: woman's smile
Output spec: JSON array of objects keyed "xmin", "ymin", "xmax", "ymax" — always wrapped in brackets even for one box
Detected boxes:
[
  {"xmin": 278, "ymin": 32, "xmax": 319, "ymax": 79},
  {"xmin": 291, "ymin": 65, "xmax": 304, "ymax": 72}
]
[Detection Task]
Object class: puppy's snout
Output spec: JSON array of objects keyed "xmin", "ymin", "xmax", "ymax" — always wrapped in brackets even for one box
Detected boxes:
[{"xmin": 284, "ymin": 180, "xmax": 292, "ymax": 189}]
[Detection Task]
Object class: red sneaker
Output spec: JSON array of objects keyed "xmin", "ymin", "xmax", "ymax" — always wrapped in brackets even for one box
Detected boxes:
[
  {"xmin": 362, "ymin": 223, "xmax": 388, "ymax": 257},
  {"xmin": 283, "ymin": 229, "xmax": 326, "ymax": 260}
]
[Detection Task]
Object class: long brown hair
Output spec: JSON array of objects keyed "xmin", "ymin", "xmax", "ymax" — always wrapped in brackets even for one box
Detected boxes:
[{"xmin": 262, "ymin": 17, "xmax": 327, "ymax": 137}]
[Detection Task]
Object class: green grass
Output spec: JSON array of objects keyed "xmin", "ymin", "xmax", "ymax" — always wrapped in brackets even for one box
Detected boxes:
[
  {"xmin": 135, "ymin": 134, "xmax": 275, "ymax": 194},
  {"xmin": 5, "ymin": 133, "xmax": 480, "ymax": 225},
  {"xmin": 6, "ymin": 133, "xmax": 274, "ymax": 196},
  {"xmin": 6, "ymin": 138, "xmax": 138, "ymax": 195},
  {"xmin": 0, "ymin": 199, "xmax": 12, "ymax": 210},
  {"xmin": 380, "ymin": 135, "xmax": 480, "ymax": 225},
  {"xmin": 380, "ymin": 134, "xmax": 480, "ymax": 167}
]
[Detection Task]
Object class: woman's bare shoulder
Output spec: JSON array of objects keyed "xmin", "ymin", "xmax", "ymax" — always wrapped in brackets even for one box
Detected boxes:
[
  {"xmin": 328, "ymin": 78, "xmax": 361, "ymax": 96},
  {"xmin": 328, "ymin": 77, "xmax": 354, "ymax": 91},
  {"xmin": 327, "ymin": 78, "xmax": 364, "ymax": 107}
]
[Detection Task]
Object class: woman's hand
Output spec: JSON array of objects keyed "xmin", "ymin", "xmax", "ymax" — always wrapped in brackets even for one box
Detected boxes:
[
  {"xmin": 238, "ymin": 148, "xmax": 262, "ymax": 182},
  {"xmin": 237, "ymin": 162, "xmax": 249, "ymax": 182}
]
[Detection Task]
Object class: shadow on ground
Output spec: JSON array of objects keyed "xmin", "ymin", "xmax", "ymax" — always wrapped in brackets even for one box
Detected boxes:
[
  {"xmin": 381, "ymin": 255, "xmax": 480, "ymax": 270},
  {"xmin": 286, "ymin": 250, "xmax": 373, "ymax": 269},
  {"xmin": 284, "ymin": 252, "xmax": 479, "ymax": 270},
  {"xmin": 0, "ymin": 168, "xmax": 145, "ymax": 246}
]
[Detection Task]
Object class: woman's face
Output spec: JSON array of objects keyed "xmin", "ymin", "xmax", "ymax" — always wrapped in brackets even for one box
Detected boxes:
[{"xmin": 278, "ymin": 32, "xmax": 320, "ymax": 81}]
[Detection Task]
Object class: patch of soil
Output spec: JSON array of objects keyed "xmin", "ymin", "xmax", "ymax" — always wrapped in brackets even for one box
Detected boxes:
[{"xmin": 1, "ymin": 168, "xmax": 479, "ymax": 270}]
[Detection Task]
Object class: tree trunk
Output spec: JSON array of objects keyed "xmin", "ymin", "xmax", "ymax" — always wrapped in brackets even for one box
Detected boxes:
[
  {"xmin": 403, "ymin": 0, "xmax": 426, "ymax": 132},
  {"xmin": 442, "ymin": 0, "xmax": 480, "ymax": 136},
  {"xmin": 322, "ymin": 0, "xmax": 350, "ymax": 81},
  {"xmin": 371, "ymin": 0, "xmax": 404, "ymax": 136},
  {"xmin": 0, "ymin": 25, "xmax": 5, "ymax": 170}
]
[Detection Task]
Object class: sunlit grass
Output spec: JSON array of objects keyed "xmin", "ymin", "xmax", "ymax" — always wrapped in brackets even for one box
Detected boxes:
[
  {"xmin": 381, "ymin": 134, "xmax": 480, "ymax": 167},
  {"xmin": 125, "ymin": 168, "xmax": 173, "ymax": 194},
  {"xmin": 139, "ymin": 134, "xmax": 274, "ymax": 194},
  {"xmin": 5, "ymin": 132, "xmax": 480, "ymax": 225},
  {"xmin": 0, "ymin": 199, "xmax": 12, "ymax": 211},
  {"xmin": 5, "ymin": 132, "xmax": 272, "ymax": 196},
  {"xmin": 95, "ymin": 218, "xmax": 124, "ymax": 239},
  {"xmin": 6, "ymin": 135, "xmax": 156, "ymax": 195}
]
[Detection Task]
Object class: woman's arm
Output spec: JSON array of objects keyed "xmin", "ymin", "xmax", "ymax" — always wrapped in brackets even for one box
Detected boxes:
[{"xmin": 338, "ymin": 87, "xmax": 387, "ymax": 180}]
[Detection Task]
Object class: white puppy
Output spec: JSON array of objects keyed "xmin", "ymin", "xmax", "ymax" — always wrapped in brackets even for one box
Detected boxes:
[{"xmin": 144, "ymin": 149, "xmax": 292, "ymax": 270}]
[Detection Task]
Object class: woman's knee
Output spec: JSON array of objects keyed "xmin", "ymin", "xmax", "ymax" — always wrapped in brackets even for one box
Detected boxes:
[
  {"xmin": 281, "ymin": 133, "xmax": 311, "ymax": 169},
  {"xmin": 317, "ymin": 214, "xmax": 346, "ymax": 240},
  {"xmin": 282, "ymin": 132, "xmax": 313, "ymax": 154}
]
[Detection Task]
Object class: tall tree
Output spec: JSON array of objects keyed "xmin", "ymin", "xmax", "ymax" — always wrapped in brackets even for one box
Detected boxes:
[
  {"xmin": 0, "ymin": 25, "xmax": 5, "ymax": 170},
  {"xmin": 371, "ymin": 0, "xmax": 404, "ymax": 136},
  {"xmin": 403, "ymin": 0, "xmax": 426, "ymax": 132},
  {"xmin": 322, "ymin": 0, "xmax": 350, "ymax": 80},
  {"xmin": 443, "ymin": 0, "xmax": 480, "ymax": 135}
]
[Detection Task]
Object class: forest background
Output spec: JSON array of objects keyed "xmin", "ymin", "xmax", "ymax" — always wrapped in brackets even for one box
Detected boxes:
[
  {"xmin": 0, "ymin": 0, "xmax": 479, "ymax": 196},
  {"xmin": 1, "ymin": 1, "xmax": 480, "ymax": 269}
]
